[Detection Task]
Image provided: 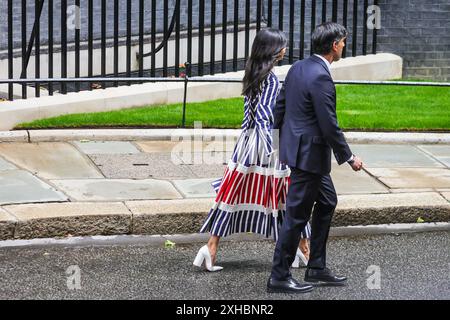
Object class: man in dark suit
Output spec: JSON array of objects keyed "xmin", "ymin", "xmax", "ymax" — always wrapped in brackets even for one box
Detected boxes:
[{"xmin": 267, "ymin": 22, "xmax": 363, "ymax": 294}]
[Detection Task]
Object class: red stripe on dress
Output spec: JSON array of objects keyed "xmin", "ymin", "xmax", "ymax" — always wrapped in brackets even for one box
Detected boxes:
[
  {"xmin": 255, "ymin": 173, "xmax": 262, "ymax": 205},
  {"xmin": 258, "ymin": 174, "xmax": 265, "ymax": 206},
  {"xmin": 271, "ymin": 177, "xmax": 276, "ymax": 206},
  {"xmin": 238, "ymin": 174, "xmax": 248, "ymax": 203},
  {"xmin": 222, "ymin": 170, "xmax": 239, "ymax": 204},
  {"xmin": 247, "ymin": 172, "xmax": 254, "ymax": 204},
  {"xmin": 224, "ymin": 171, "xmax": 238, "ymax": 204},
  {"xmin": 228, "ymin": 173, "xmax": 239, "ymax": 204},
  {"xmin": 264, "ymin": 176, "xmax": 271, "ymax": 207},
  {"xmin": 261, "ymin": 174, "xmax": 267, "ymax": 207},
  {"xmin": 250, "ymin": 172, "xmax": 259, "ymax": 204},
  {"xmin": 242, "ymin": 171, "xmax": 251, "ymax": 204},
  {"xmin": 246, "ymin": 172, "xmax": 254, "ymax": 204},
  {"xmin": 274, "ymin": 178, "xmax": 280, "ymax": 209},
  {"xmin": 228, "ymin": 172, "xmax": 244, "ymax": 204},
  {"xmin": 216, "ymin": 167, "xmax": 231, "ymax": 200},
  {"xmin": 234, "ymin": 172, "xmax": 246, "ymax": 205},
  {"xmin": 220, "ymin": 170, "xmax": 233, "ymax": 202}
]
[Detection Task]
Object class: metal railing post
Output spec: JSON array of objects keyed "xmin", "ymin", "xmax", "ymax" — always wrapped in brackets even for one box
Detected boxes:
[{"xmin": 182, "ymin": 63, "xmax": 191, "ymax": 128}]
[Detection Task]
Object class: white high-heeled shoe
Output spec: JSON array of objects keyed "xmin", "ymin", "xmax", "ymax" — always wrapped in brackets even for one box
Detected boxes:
[
  {"xmin": 193, "ymin": 245, "xmax": 223, "ymax": 272},
  {"xmin": 291, "ymin": 248, "xmax": 308, "ymax": 268}
]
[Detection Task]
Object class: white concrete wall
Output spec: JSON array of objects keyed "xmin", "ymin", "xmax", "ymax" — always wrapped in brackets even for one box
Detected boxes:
[
  {"xmin": 0, "ymin": 53, "xmax": 402, "ymax": 131},
  {"xmin": 331, "ymin": 53, "xmax": 403, "ymax": 80}
]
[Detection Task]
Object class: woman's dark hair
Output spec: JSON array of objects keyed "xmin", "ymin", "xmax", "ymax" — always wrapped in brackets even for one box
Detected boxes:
[
  {"xmin": 242, "ymin": 28, "xmax": 287, "ymax": 99},
  {"xmin": 312, "ymin": 22, "xmax": 348, "ymax": 55}
]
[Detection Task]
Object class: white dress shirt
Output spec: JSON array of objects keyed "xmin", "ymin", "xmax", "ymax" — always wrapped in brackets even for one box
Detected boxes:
[{"xmin": 314, "ymin": 54, "xmax": 332, "ymax": 73}]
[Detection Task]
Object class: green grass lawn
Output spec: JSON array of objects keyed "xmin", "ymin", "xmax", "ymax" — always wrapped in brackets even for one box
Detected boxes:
[
  {"xmin": 14, "ymin": 84, "xmax": 450, "ymax": 131},
  {"xmin": 336, "ymin": 84, "xmax": 450, "ymax": 131}
]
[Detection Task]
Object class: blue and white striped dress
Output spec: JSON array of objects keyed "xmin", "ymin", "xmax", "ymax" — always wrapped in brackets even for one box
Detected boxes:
[{"xmin": 200, "ymin": 71, "xmax": 311, "ymax": 240}]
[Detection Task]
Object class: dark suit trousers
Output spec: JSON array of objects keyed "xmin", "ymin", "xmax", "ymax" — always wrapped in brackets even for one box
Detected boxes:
[{"xmin": 270, "ymin": 167, "xmax": 338, "ymax": 281}]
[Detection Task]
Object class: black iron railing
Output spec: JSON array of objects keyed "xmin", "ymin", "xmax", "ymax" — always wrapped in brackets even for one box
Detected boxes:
[{"xmin": 3, "ymin": 0, "xmax": 381, "ymax": 101}]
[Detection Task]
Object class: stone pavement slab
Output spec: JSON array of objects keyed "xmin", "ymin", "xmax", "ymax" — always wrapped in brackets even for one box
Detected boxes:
[
  {"xmin": 349, "ymin": 144, "xmax": 443, "ymax": 168},
  {"xmin": 366, "ymin": 168, "xmax": 450, "ymax": 189},
  {"xmin": 441, "ymin": 192, "xmax": 450, "ymax": 202},
  {"xmin": 50, "ymin": 179, "xmax": 182, "ymax": 201},
  {"xmin": 0, "ymin": 170, "xmax": 68, "ymax": 205},
  {"xmin": 417, "ymin": 145, "xmax": 450, "ymax": 168},
  {"xmin": 136, "ymin": 140, "xmax": 234, "ymax": 159},
  {"xmin": 390, "ymin": 188, "xmax": 435, "ymax": 193},
  {"xmin": 201, "ymin": 151, "xmax": 231, "ymax": 165},
  {"xmin": 172, "ymin": 178, "xmax": 216, "ymax": 198},
  {"xmin": 72, "ymin": 141, "xmax": 140, "ymax": 154},
  {"xmin": 0, "ymin": 208, "xmax": 16, "ymax": 240},
  {"xmin": 88, "ymin": 153, "xmax": 194, "ymax": 179},
  {"xmin": 183, "ymin": 163, "xmax": 227, "ymax": 178},
  {"xmin": 5, "ymin": 202, "xmax": 131, "ymax": 239},
  {"xmin": 330, "ymin": 162, "xmax": 389, "ymax": 194},
  {"xmin": 179, "ymin": 152, "xmax": 229, "ymax": 166},
  {"xmin": 338, "ymin": 192, "xmax": 449, "ymax": 209},
  {"xmin": 136, "ymin": 140, "xmax": 235, "ymax": 157},
  {"xmin": 136, "ymin": 140, "xmax": 199, "ymax": 153},
  {"xmin": 343, "ymin": 132, "xmax": 450, "ymax": 144},
  {"xmin": 204, "ymin": 140, "xmax": 238, "ymax": 153},
  {"xmin": 127, "ymin": 146, "xmax": 230, "ymax": 178},
  {"xmin": 0, "ymin": 142, "xmax": 103, "ymax": 179},
  {"xmin": 0, "ymin": 158, "xmax": 16, "ymax": 171},
  {"xmin": 436, "ymin": 158, "xmax": 450, "ymax": 167},
  {"xmin": 417, "ymin": 145, "xmax": 450, "ymax": 157}
]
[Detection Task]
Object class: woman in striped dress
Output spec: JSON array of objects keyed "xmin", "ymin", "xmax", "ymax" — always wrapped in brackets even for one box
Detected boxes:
[{"xmin": 193, "ymin": 29, "xmax": 311, "ymax": 272}]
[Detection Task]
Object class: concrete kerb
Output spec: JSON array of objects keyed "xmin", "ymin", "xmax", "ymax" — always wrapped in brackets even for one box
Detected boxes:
[
  {"xmin": 1, "ymin": 222, "xmax": 449, "ymax": 248},
  {"xmin": 0, "ymin": 207, "xmax": 17, "ymax": 240},
  {"xmin": 5, "ymin": 129, "xmax": 449, "ymax": 144},
  {"xmin": 0, "ymin": 193, "xmax": 448, "ymax": 241},
  {"xmin": 1, "ymin": 202, "xmax": 132, "ymax": 240},
  {"xmin": 0, "ymin": 131, "xmax": 29, "ymax": 142}
]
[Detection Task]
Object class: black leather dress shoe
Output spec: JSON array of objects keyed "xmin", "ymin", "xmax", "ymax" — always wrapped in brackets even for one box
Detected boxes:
[
  {"xmin": 304, "ymin": 267, "xmax": 347, "ymax": 286},
  {"xmin": 267, "ymin": 277, "xmax": 314, "ymax": 294}
]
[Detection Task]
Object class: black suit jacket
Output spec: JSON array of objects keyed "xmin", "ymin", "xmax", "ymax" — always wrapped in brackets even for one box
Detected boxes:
[{"xmin": 273, "ymin": 55, "xmax": 352, "ymax": 175}]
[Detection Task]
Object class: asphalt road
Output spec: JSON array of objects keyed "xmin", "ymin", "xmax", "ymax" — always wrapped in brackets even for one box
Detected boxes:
[{"xmin": 0, "ymin": 231, "xmax": 448, "ymax": 300}]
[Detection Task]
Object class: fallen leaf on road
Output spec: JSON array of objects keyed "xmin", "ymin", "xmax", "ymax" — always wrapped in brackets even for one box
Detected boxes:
[{"xmin": 165, "ymin": 240, "xmax": 176, "ymax": 248}]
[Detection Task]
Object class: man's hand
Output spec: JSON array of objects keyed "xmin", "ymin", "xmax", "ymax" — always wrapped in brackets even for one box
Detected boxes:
[{"xmin": 349, "ymin": 155, "xmax": 363, "ymax": 171}]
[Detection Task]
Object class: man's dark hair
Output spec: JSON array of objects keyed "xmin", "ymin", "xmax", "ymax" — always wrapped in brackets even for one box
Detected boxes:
[{"xmin": 311, "ymin": 22, "xmax": 348, "ymax": 55}]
